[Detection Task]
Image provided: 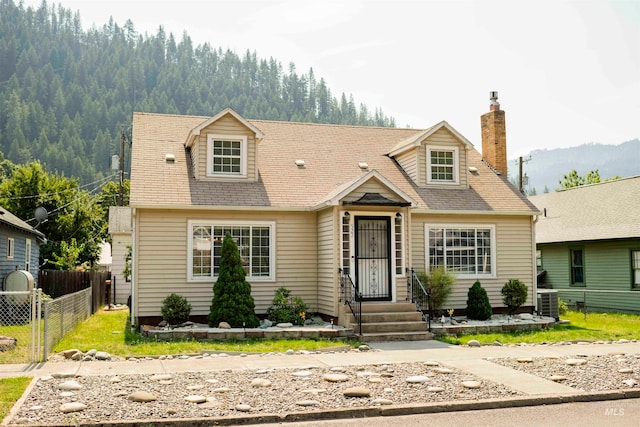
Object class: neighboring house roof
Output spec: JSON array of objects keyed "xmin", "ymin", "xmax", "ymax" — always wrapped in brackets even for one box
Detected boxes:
[
  {"xmin": 0, "ymin": 206, "xmax": 46, "ymax": 243},
  {"xmin": 130, "ymin": 112, "xmax": 537, "ymax": 214},
  {"xmin": 530, "ymin": 176, "xmax": 640, "ymax": 244}
]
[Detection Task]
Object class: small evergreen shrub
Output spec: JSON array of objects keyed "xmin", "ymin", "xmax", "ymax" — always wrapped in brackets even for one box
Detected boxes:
[
  {"xmin": 466, "ymin": 280, "xmax": 492, "ymax": 320},
  {"xmin": 161, "ymin": 293, "xmax": 192, "ymax": 325},
  {"xmin": 266, "ymin": 287, "xmax": 309, "ymax": 325},
  {"xmin": 558, "ymin": 298, "xmax": 568, "ymax": 315},
  {"xmin": 208, "ymin": 234, "xmax": 260, "ymax": 328},
  {"xmin": 502, "ymin": 279, "xmax": 528, "ymax": 315},
  {"xmin": 417, "ymin": 267, "xmax": 455, "ymax": 315}
]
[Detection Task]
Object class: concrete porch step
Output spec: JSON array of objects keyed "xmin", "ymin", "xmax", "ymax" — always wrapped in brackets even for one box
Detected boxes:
[
  {"xmin": 358, "ymin": 302, "xmax": 417, "ymax": 313},
  {"xmin": 346, "ymin": 311, "xmax": 424, "ymax": 324},
  {"xmin": 360, "ymin": 331, "xmax": 434, "ymax": 342}
]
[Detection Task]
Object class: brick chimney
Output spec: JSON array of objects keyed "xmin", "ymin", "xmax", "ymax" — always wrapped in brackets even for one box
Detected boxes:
[{"xmin": 481, "ymin": 91, "xmax": 507, "ymax": 176}]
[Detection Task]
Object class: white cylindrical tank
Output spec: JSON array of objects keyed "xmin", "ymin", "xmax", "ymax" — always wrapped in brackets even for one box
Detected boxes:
[{"xmin": 3, "ymin": 270, "xmax": 35, "ymax": 304}]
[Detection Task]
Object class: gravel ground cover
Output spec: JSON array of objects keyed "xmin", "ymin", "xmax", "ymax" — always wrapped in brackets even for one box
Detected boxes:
[
  {"xmin": 489, "ymin": 352, "xmax": 640, "ymax": 392},
  {"xmin": 11, "ymin": 360, "xmax": 520, "ymax": 425}
]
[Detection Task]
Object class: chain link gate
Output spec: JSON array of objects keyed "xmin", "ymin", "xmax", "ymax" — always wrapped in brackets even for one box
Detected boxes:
[{"xmin": 0, "ymin": 289, "xmax": 43, "ymax": 363}]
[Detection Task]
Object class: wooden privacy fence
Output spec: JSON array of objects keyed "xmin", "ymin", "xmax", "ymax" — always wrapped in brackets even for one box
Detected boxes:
[{"xmin": 38, "ymin": 270, "xmax": 111, "ymax": 313}]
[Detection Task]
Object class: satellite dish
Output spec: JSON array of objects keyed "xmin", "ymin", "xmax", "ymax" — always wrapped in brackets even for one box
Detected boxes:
[{"xmin": 34, "ymin": 207, "xmax": 48, "ymax": 225}]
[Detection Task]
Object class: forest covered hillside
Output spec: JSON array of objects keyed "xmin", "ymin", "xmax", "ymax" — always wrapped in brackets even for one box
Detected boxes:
[{"xmin": 0, "ymin": 0, "xmax": 395, "ymax": 184}]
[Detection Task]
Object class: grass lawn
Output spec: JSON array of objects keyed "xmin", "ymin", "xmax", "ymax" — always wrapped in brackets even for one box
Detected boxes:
[
  {"xmin": 52, "ymin": 309, "xmax": 357, "ymax": 357},
  {"xmin": 0, "ymin": 377, "xmax": 31, "ymax": 422},
  {"xmin": 438, "ymin": 310, "xmax": 640, "ymax": 345}
]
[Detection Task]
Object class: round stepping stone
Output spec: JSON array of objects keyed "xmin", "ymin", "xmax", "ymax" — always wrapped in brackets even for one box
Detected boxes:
[
  {"xmin": 372, "ymin": 398, "xmax": 393, "ymax": 405},
  {"xmin": 235, "ymin": 404, "xmax": 252, "ymax": 412},
  {"xmin": 301, "ymin": 388, "xmax": 327, "ymax": 394},
  {"xmin": 184, "ymin": 395, "xmax": 207, "ymax": 403},
  {"xmin": 187, "ymin": 385, "xmax": 204, "ymax": 390},
  {"xmin": 517, "ymin": 358, "xmax": 533, "ymax": 363},
  {"xmin": 462, "ymin": 381, "xmax": 482, "ymax": 389},
  {"xmin": 292, "ymin": 370, "xmax": 313, "ymax": 377},
  {"xmin": 200, "ymin": 401, "xmax": 223, "ymax": 409},
  {"xmin": 59, "ymin": 402, "xmax": 87, "ymax": 413},
  {"xmin": 622, "ymin": 379, "xmax": 638, "ymax": 387},
  {"xmin": 296, "ymin": 400, "xmax": 320, "ymax": 407},
  {"xmin": 52, "ymin": 372, "xmax": 76, "ymax": 379},
  {"xmin": 343, "ymin": 387, "xmax": 371, "ymax": 397},
  {"xmin": 113, "ymin": 392, "xmax": 128, "ymax": 397},
  {"xmin": 159, "ymin": 380, "xmax": 173, "ymax": 385},
  {"xmin": 427, "ymin": 386, "xmax": 445, "ymax": 392},
  {"xmin": 205, "ymin": 379, "xmax": 219, "ymax": 384},
  {"xmin": 330, "ymin": 367, "xmax": 346, "ymax": 372},
  {"xmin": 433, "ymin": 368, "xmax": 454, "ymax": 374},
  {"xmin": 356, "ymin": 371, "xmax": 379, "ymax": 377},
  {"xmin": 213, "ymin": 387, "xmax": 230, "ymax": 393},
  {"xmin": 251, "ymin": 378, "xmax": 272, "ymax": 388},
  {"xmin": 424, "ymin": 361, "xmax": 439, "ymax": 366},
  {"xmin": 384, "ymin": 387, "xmax": 394, "ymax": 393},
  {"xmin": 368, "ymin": 377, "xmax": 383, "ymax": 383},
  {"xmin": 110, "ymin": 377, "xmax": 121, "ymax": 383},
  {"xmin": 323, "ymin": 373, "xmax": 349, "ymax": 382},
  {"xmin": 128, "ymin": 391, "xmax": 157, "ymax": 402},
  {"xmin": 59, "ymin": 391, "xmax": 75, "ymax": 398},
  {"xmin": 549, "ymin": 375, "xmax": 567, "ymax": 382},
  {"xmin": 406, "ymin": 375, "xmax": 430, "ymax": 383},
  {"xmin": 566, "ymin": 359, "xmax": 587, "ymax": 366},
  {"xmin": 618, "ymin": 368, "xmax": 634, "ymax": 374},
  {"xmin": 150, "ymin": 374, "xmax": 173, "ymax": 381},
  {"xmin": 59, "ymin": 381, "xmax": 83, "ymax": 391}
]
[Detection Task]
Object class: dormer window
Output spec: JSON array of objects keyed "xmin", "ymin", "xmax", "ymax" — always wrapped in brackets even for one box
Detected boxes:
[
  {"xmin": 426, "ymin": 145, "xmax": 459, "ymax": 185},
  {"xmin": 207, "ymin": 134, "xmax": 247, "ymax": 177}
]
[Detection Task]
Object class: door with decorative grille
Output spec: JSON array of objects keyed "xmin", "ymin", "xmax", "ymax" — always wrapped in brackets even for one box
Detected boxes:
[{"xmin": 355, "ymin": 217, "xmax": 392, "ymax": 301}]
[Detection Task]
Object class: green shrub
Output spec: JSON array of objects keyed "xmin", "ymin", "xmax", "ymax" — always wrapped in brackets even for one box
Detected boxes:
[
  {"xmin": 502, "ymin": 279, "xmax": 528, "ymax": 315},
  {"xmin": 466, "ymin": 280, "xmax": 493, "ymax": 320},
  {"xmin": 266, "ymin": 287, "xmax": 309, "ymax": 325},
  {"xmin": 558, "ymin": 298, "xmax": 568, "ymax": 316},
  {"xmin": 161, "ymin": 293, "xmax": 192, "ymax": 325},
  {"xmin": 208, "ymin": 234, "xmax": 260, "ymax": 328},
  {"xmin": 417, "ymin": 267, "xmax": 455, "ymax": 315}
]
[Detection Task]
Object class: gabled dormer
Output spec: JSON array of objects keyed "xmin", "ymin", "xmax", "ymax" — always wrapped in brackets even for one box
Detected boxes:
[
  {"xmin": 387, "ymin": 121, "xmax": 473, "ymax": 188},
  {"xmin": 184, "ymin": 108, "xmax": 264, "ymax": 182}
]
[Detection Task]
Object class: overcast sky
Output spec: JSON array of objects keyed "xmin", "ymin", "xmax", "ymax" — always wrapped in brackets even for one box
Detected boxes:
[{"xmin": 22, "ymin": 0, "xmax": 640, "ymax": 158}]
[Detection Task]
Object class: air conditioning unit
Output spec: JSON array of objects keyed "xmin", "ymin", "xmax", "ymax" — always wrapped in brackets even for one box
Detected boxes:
[{"xmin": 537, "ymin": 290, "xmax": 559, "ymax": 320}]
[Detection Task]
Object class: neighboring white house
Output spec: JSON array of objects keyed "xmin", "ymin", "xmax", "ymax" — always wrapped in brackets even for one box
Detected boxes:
[{"xmin": 108, "ymin": 206, "xmax": 132, "ymax": 305}]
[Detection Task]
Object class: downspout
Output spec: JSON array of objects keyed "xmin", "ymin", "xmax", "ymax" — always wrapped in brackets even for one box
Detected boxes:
[
  {"xmin": 532, "ymin": 214, "xmax": 539, "ymax": 313},
  {"xmin": 130, "ymin": 207, "xmax": 137, "ymax": 332}
]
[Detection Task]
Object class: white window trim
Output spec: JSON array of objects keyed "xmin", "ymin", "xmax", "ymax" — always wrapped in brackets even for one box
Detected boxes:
[
  {"xmin": 426, "ymin": 145, "xmax": 459, "ymax": 185},
  {"xmin": 206, "ymin": 134, "xmax": 248, "ymax": 178},
  {"xmin": 187, "ymin": 220, "xmax": 276, "ymax": 282},
  {"xmin": 7, "ymin": 237, "xmax": 14, "ymax": 260},
  {"xmin": 25, "ymin": 238, "xmax": 32, "ymax": 271},
  {"xmin": 424, "ymin": 223, "xmax": 496, "ymax": 279},
  {"xmin": 395, "ymin": 214, "xmax": 406, "ymax": 278}
]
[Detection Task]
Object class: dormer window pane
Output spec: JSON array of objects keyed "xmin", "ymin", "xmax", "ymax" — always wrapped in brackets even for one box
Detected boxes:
[
  {"xmin": 430, "ymin": 150, "xmax": 454, "ymax": 181},
  {"xmin": 212, "ymin": 139, "xmax": 242, "ymax": 174}
]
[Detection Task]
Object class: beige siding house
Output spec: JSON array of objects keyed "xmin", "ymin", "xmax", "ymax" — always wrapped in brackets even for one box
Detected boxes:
[{"xmin": 129, "ymin": 94, "xmax": 539, "ymax": 333}]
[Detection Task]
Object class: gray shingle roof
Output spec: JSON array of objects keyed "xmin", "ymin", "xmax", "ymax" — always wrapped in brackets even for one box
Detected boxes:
[
  {"xmin": 0, "ymin": 206, "xmax": 46, "ymax": 242},
  {"xmin": 529, "ymin": 176, "xmax": 640, "ymax": 243}
]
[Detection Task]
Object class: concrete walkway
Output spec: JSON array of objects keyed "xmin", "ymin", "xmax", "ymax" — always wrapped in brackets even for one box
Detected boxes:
[{"xmin": 1, "ymin": 340, "xmax": 639, "ymax": 425}]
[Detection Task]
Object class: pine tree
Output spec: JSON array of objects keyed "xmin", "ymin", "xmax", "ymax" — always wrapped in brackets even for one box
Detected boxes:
[
  {"xmin": 208, "ymin": 234, "xmax": 260, "ymax": 328},
  {"xmin": 466, "ymin": 280, "xmax": 493, "ymax": 320}
]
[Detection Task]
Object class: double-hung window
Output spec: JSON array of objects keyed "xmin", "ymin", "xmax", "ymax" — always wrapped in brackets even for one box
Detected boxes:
[
  {"xmin": 25, "ymin": 238, "xmax": 31, "ymax": 271},
  {"xmin": 632, "ymin": 250, "xmax": 640, "ymax": 289},
  {"xmin": 207, "ymin": 135, "xmax": 247, "ymax": 177},
  {"xmin": 570, "ymin": 248, "xmax": 585, "ymax": 285},
  {"xmin": 426, "ymin": 225, "xmax": 495, "ymax": 278},
  {"xmin": 6, "ymin": 237, "xmax": 14, "ymax": 260},
  {"xmin": 427, "ymin": 145, "xmax": 459, "ymax": 184},
  {"xmin": 189, "ymin": 221, "xmax": 275, "ymax": 281}
]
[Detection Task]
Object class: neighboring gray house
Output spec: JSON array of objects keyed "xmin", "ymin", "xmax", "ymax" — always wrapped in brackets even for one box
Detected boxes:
[
  {"xmin": 530, "ymin": 176, "xmax": 640, "ymax": 313},
  {"xmin": 108, "ymin": 206, "xmax": 132, "ymax": 305},
  {"xmin": 0, "ymin": 206, "xmax": 46, "ymax": 288}
]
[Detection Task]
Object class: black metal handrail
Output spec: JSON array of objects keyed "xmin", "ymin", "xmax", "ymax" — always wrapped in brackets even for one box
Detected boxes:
[
  {"xmin": 339, "ymin": 268, "xmax": 362, "ymax": 335},
  {"xmin": 406, "ymin": 268, "xmax": 431, "ymax": 331}
]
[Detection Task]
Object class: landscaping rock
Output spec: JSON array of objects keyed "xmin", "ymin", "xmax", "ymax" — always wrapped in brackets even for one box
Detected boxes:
[
  {"xmin": 462, "ymin": 380, "xmax": 482, "ymax": 389},
  {"xmin": 184, "ymin": 395, "xmax": 207, "ymax": 403},
  {"xmin": 467, "ymin": 340, "xmax": 481, "ymax": 347},
  {"xmin": 235, "ymin": 404, "xmax": 252, "ymax": 412},
  {"xmin": 406, "ymin": 375, "xmax": 430, "ymax": 383},
  {"xmin": 218, "ymin": 322, "xmax": 231, "ymax": 329},
  {"xmin": 128, "ymin": 391, "xmax": 157, "ymax": 402},
  {"xmin": 95, "ymin": 351, "xmax": 111, "ymax": 361},
  {"xmin": 59, "ymin": 402, "xmax": 87, "ymax": 413},
  {"xmin": 371, "ymin": 398, "xmax": 393, "ymax": 405},
  {"xmin": 296, "ymin": 400, "xmax": 320, "ymax": 407},
  {"xmin": 276, "ymin": 322, "xmax": 293, "ymax": 328},
  {"xmin": 58, "ymin": 380, "xmax": 83, "ymax": 391},
  {"xmin": 250, "ymin": 378, "xmax": 272, "ymax": 388},
  {"xmin": 566, "ymin": 358, "xmax": 587, "ymax": 366},
  {"xmin": 323, "ymin": 373, "xmax": 350, "ymax": 382},
  {"xmin": 343, "ymin": 387, "xmax": 371, "ymax": 397}
]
